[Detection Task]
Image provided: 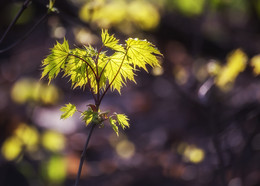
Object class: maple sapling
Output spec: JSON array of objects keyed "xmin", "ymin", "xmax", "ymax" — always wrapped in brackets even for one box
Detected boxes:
[{"xmin": 41, "ymin": 29, "xmax": 162, "ymax": 186}]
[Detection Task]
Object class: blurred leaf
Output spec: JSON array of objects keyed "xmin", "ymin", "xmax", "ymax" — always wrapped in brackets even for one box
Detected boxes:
[
  {"xmin": 11, "ymin": 78, "xmax": 60, "ymax": 105},
  {"xmin": 128, "ymin": 0, "xmax": 160, "ymax": 30},
  {"xmin": 250, "ymin": 55, "xmax": 260, "ymax": 76},
  {"xmin": 60, "ymin": 103, "xmax": 77, "ymax": 119},
  {"xmin": 44, "ymin": 155, "xmax": 67, "ymax": 184},
  {"xmin": 1, "ymin": 136, "xmax": 23, "ymax": 161},
  {"xmin": 174, "ymin": 0, "xmax": 205, "ymax": 16},
  {"xmin": 216, "ymin": 49, "xmax": 247, "ymax": 90},
  {"xmin": 79, "ymin": 0, "xmax": 160, "ymax": 32},
  {"xmin": 42, "ymin": 130, "xmax": 65, "ymax": 152},
  {"xmin": 15, "ymin": 123, "xmax": 39, "ymax": 152}
]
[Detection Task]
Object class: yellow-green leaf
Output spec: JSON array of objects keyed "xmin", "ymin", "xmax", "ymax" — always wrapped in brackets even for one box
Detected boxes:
[
  {"xmin": 109, "ymin": 117, "xmax": 119, "ymax": 136},
  {"xmin": 41, "ymin": 38, "xmax": 70, "ymax": 84},
  {"xmin": 116, "ymin": 113, "xmax": 130, "ymax": 130},
  {"xmin": 103, "ymin": 52, "xmax": 135, "ymax": 93},
  {"xmin": 251, "ymin": 55, "xmax": 260, "ymax": 76},
  {"xmin": 216, "ymin": 49, "xmax": 247, "ymax": 89},
  {"xmin": 101, "ymin": 29, "xmax": 125, "ymax": 52},
  {"xmin": 126, "ymin": 38, "xmax": 162, "ymax": 71},
  {"xmin": 60, "ymin": 103, "xmax": 76, "ymax": 119}
]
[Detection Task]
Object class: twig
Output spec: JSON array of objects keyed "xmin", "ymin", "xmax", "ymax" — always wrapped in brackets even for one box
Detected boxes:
[
  {"xmin": 74, "ymin": 123, "xmax": 97, "ymax": 186},
  {"xmin": 0, "ymin": 0, "xmax": 32, "ymax": 44},
  {"xmin": 0, "ymin": 13, "xmax": 48, "ymax": 53},
  {"xmin": 99, "ymin": 48, "xmax": 128, "ymax": 104}
]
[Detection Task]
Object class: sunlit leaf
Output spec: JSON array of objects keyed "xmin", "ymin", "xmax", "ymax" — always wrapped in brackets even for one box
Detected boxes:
[
  {"xmin": 126, "ymin": 38, "xmax": 162, "ymax": 71},
  {"xmin": 102, "ymin": 52, "xmax": 135, "ymax": 93},
  {"xmin": 41, "ymin": 38, "xmax": 70, "ymax": 84},
  {"xmin": 109, "ymin": 117, "xmax": 119, "ymax": 136},
  {"xmin": 116, "ymin": 113, "xmax": 130, "ymax": 130},
  {"xmin": 81, "ymin": 107, "xmax": 99, "ymax": 125},
  {"xmin": 101, "ymin": 29, "xmax": 124, "ymax": 52},
  {"xmin": 60, "ymin": 103, "xmax": 77, "ymax": 119}
]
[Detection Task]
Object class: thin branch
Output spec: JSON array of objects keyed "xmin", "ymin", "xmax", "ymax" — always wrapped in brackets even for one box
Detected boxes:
[
  {"xmin": 0, "ymin": 0, "xmax": 32, "ymax": 44},
  {"xmin": 74, "ymin": 123, "xmax": 97, "ymax": 186},
  {"xmin": 0, "ymin": 13, "xmax": 48, "ymax": 53},
  {"xmin": 99, "ymin": 49, "xmax": 128, "ymax": 104}
]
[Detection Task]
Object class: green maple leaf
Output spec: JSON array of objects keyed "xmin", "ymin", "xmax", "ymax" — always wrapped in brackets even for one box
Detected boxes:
[
  {"xmin": 60, "ymin": 103, "xmax": 76, "ymax": 119},
  {"xmin": 65, "ymin": 48, "xmax": 96, "ymax": 90},
  {"xmin": 81, "ymin": 108, "xmax": 96, "ymax": 125},
  {"xmin": 109, "ymin": 117, "xmax": 119, "ymax": 136},
  {"xmin": 126, "ymin": 38, "xmax": 162, "ymax": 71},
  {"xmin": 101, "ymin": 52, "xmax": 135, "ymax": 93},
  {"xmin": 41, "ymin": 38, "xmax": 70, "ymax": 84},
  {"xmin": 116, "ymin": 114, "xmax": 130, "ymax": 129},
  {"xmin": 101, "ymin": 29, "xmax": 124, "ymax": 52}
]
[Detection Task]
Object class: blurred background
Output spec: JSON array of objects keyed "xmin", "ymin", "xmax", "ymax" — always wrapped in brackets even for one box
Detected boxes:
[{"xmin": 1, "ymin": 0, "xmax": 260, "ymax": 186}]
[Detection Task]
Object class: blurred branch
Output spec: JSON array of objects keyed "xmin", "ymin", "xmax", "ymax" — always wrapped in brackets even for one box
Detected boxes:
[
  {"xmin": 0, "ymin": 13, "xmax": 48, "ymax": 54},
  {"xmin": 0, "ymin": 0, "xmax": 32, "ymax": 45},
  {"xmin": 0, "ymin": 0, "xmax": 57, "ymax": 54}
]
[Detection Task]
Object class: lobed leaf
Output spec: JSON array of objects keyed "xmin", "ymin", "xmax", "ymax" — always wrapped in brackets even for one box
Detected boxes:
[
  {"xmin": 41, "ymin": 38, "xmax": 70, "ymax": 84},
  {"xmin": 116, "ymin": 113, "xmax": 130, "ymax": 129},
  {"xmin": 65, "ymin": 48, "xmax": 96, "ymax": 90},
  {"xmin": 101, "ymin": 29, "xmax": 125, "ymax": 52},
  {"xmin": 81, "ymin": 108, "xmax": 95, "ymax": 125},
  {"xmin": 60, "ymin": 103, "xmax": 77, "ymax": 119},
  {"xmin": 126, "ymin": 38, "xmax": 162, "ymax": 71},
  {"xmin": 102, "ymin": 52, "xmax": 135, "ymax": 93}
]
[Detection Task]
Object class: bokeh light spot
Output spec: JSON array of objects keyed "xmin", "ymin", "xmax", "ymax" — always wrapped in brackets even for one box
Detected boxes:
[{"xmin": 116, "ymin": 140, "xmax": 135, "ymax": 159}]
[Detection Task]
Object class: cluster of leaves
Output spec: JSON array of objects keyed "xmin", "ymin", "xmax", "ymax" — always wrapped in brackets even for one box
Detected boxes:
[{"xmin": 41, "ymin": 29, "xmax": 162, "ymax": 135}]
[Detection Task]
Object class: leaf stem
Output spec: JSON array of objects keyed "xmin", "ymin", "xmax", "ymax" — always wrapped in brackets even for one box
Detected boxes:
[
  {"xmin": 99, "ymin": 49, "xmax": 128, "ymax": 103},
  {"xmin": 74, "ymin": 123, "xmax": 97, "ymax": 186},
  {"xmin": 95, "ymin": 45, "xmax": 104, "ymax": 105},
  {"xmin": 86, "ymin": 66, "xmax": 98, "ymax": 103}
]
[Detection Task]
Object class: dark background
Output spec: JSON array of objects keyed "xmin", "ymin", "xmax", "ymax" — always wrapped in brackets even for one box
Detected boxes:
[{"xmin": 0, "ymin": 0, "xmax": 260, "ymax": 186}]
